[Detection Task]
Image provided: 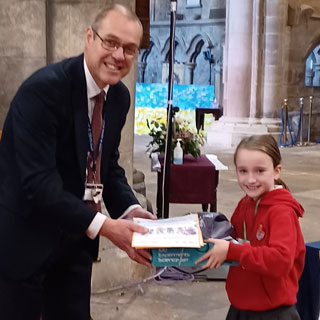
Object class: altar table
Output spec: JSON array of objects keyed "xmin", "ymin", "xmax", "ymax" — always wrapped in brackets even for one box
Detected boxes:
[{"xmin": 156, "ymin": 154, "xmax": 219, "ymax": 218}]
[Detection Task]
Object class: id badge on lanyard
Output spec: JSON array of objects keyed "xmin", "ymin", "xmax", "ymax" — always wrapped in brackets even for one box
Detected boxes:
[
  {"xmin": 83, "ymin": 117, "xmax": 105, "ymax": 203},
  {"xmin": 83, "ymin": 182, "xmax": 103, "ymax": 203}
]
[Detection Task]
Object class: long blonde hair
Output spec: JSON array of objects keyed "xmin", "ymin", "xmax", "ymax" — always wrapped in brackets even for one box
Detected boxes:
[{"xmin": 234, "ymin": 134, "xmax": 289, "ymax": 190}]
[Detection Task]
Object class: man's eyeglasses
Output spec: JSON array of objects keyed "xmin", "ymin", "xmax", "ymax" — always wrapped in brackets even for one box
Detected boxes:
[{"xmin": 91, "ymin": 27, "xmax": 139, "ymax": 58}]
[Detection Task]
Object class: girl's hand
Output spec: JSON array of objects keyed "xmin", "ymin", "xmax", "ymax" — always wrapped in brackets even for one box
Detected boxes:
[{"xmin": 195, "ymin": 239, "xmax": 230, "ymax": 269}]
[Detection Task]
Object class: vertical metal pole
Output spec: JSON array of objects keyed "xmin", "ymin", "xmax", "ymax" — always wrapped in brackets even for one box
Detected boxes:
[
  {"xmin": 161, "ymin": 0, "xmax": 177, "ymax": 219},
  {"xmin": 282, "ymin": 98, "xmax": 288, "ymax": 145},
  {"xmin": 307, "ymin": 95, "xmax": 313, "ymax": 145},
  {"xmin": 209, "ymin": 60, "xmax": 212, "ymax": 85},
  {"xmin": 298, "ymin": 97, "xmax": 304, "ymax": 146}
]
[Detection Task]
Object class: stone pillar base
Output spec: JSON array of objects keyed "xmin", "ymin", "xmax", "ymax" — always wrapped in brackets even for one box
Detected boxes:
[
  {"xmin": 91, "ymin": 236, "xmax": 154, "ymax": 293},
  {"xmin": 206, "ymin": 117, "xmax": 282, "ymax": 148}
]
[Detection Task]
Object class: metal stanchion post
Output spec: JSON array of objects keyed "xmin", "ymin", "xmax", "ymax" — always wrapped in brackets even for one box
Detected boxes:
[
  {"xmin": 282, "ymin": 98, "xmax": 288, "ymax": 145},
  {"xmin": 297, "ymin": 97, "xmax": 306, "ymax": 147},
  {"xmin": 306, "ymin": 95, "xmax": 315, "ymax": 146}
]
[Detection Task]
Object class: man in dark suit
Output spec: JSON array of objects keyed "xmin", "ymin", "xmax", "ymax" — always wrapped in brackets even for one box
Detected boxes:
[{"xmin": 0, "ymin": 4, "xmax": 154, "ymax": 319}]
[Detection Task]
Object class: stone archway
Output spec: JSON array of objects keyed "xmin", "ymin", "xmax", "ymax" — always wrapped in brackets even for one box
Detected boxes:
[
  {"xmin": 137, "ymin": 42, "xmax": 153, "ymax": 83},
  {"xmin": 162, "ymin": 35, "xmax": 187, "ymax": 84},
  {"xmin": 138, "ymin": 35, "xmax": 162, "ymax": 83}
]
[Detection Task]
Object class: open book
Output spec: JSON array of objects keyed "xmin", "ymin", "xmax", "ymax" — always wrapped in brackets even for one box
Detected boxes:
[{"xmin": 131, "ymin": 214, "xmax": 204, "ymax": 249}]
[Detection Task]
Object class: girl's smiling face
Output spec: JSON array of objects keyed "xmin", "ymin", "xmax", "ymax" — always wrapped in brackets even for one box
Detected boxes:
[{"xmin": 235, "ymin": 148, "xmax": 282, "ymax": 201}]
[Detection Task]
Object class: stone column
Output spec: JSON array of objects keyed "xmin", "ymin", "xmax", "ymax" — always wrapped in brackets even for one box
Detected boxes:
[
  {"xmin": 207, "ymin": 0, "xmax": 258, "ymax": 147},
  {"xmin": 207, "ymin": 0, "xmax": 285, "ymax": 147},
  {"xmin": 0, "ymin": 0, "xmax": 46, "ymax": 127},
  {"xmin": 184, "ymin": 62, "xmax": 196, "ymax": 84},
  {"xmin": 137, "ymin": 61, "xmax": 147, "ymax": 82},
  {"xmin": 214, "ymin": 63, "xmax": 222, "ymax": 105},
  {"xmin": 223, "ymin": 0, "xmax": 253, "ymax": 119},
  {"xmin": 249, "ymin": 0, "xmax": 264, "ymax": 120},
  {"xmin": 262, "ymin": 0, "xmax": 288, "ymax": 119}
]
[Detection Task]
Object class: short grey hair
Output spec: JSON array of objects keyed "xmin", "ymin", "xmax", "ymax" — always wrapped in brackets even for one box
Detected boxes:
[{"xmin": 91, "ymin": 4, "xmax": 143, "ymax": 42}]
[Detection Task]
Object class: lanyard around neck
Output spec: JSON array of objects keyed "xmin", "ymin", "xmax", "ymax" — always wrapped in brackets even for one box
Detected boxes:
[
  {"xmin": 87, "ymin": 116, "xmax": 105, "ymax": 173},
  {"xmin": 243, "ymin": 197, "xmax": 261, "ymax": 242}
]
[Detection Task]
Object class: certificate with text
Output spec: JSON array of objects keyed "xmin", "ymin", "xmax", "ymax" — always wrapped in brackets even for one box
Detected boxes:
[{"xmin": 131, "ymin": 214, "xmax": 204, "ymax": 249}]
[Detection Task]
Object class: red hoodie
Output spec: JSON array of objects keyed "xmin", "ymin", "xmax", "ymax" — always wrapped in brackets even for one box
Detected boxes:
[{"xmin": 226, "ymin": 188, "xmax": 305, "ymax": 311}]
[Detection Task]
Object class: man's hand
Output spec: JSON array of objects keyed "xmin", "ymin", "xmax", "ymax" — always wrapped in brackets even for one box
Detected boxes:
[
  {"xmin": 124, "ymin": 207, "xmax": 157, "ymax": 221},
  {"xmin": 99, "ymin": 218, "xmax": 153, "ymax": 267},
  {"xmin": 195, "ymin": 238, "xmax": 229, "ymax": 269}
]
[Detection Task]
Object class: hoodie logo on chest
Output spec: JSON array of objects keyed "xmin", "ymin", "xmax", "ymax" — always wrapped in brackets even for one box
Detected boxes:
[{"xmin": 256, "ymin": 224, "xmax": 265, "ymax": 241}]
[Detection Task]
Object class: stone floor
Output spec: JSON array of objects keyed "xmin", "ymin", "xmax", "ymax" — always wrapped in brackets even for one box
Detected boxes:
[{"xmin": 91, "ymin": 134, "xmax": 320, "ymax": 320}]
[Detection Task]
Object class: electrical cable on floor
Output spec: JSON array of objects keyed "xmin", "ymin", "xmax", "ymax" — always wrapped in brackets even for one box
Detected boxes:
[
  {"xmin": 93, "ymin": 265, "xmax": 197, "ymax": 295},
  {"xmin": 93, "ymin": 266, "xmax": 168, "ymax": 294},
  {"xmin": 154, "ymin": 266, "xmax": 195, "ymax": 283}
]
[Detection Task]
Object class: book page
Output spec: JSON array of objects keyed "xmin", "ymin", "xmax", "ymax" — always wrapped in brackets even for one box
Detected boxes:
[{"xmin": 132, "ymin": 214, "xmax": 204, "ymax": 249}]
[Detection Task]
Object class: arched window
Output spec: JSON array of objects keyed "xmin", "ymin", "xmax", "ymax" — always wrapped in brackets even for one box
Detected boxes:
[{"xmin": 305, "ymin": 44, "xmax": 320, "ymax": 86}]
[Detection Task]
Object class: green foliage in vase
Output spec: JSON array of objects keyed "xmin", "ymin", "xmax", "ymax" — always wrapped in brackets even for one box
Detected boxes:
[{"xmin": 146, "ymin": 117, "xmax": 204, "ymax": 159}]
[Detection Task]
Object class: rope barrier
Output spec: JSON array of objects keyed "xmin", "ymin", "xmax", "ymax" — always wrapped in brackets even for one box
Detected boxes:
[
  {"xmin": 278, "ymin": 96, "xmax": 320, "ymax": 147},
  {"xmin": 278, "ymin": 105, "xmax": 302, "ymax": 147}
]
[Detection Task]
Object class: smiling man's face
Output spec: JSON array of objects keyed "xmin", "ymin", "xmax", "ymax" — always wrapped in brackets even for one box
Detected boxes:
[{"xmin": 84, "ymin": 9, "xmax": 142, "ymax": 88}]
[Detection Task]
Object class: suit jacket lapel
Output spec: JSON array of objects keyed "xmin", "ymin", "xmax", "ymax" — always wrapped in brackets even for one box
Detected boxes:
[{"xmin": 71, "ymin": 54, "xmax": 89, "ymax": 184}]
